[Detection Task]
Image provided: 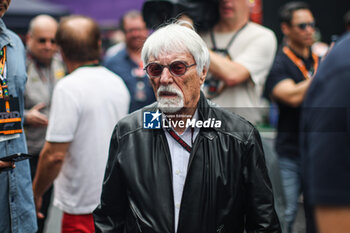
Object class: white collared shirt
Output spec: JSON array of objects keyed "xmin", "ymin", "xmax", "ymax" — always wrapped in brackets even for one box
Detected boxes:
[{"xmin": 163, "ymin": 110, "xmax": 199, "ymax": 233}]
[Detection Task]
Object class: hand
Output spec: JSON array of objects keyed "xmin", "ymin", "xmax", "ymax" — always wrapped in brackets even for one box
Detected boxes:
[
  {"xmin": 0, "ymin": 160, "xmax": 15, "ymax": 172},
  {"xmin": 33, "ymin": 194, "xmax": 45, "ymax": 219},
  {"xmin": 25, "ymin": 103, "xmax": 49, "ymax": 127}
]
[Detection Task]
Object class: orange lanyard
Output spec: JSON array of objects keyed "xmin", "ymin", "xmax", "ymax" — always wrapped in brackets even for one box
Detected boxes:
[
  {"xmin": 0, "ymin": 46, "xmax": 6, "ymax": 75},
  {"xmin": 283, "ymin": 46, "xmax": 319, "ymax": 80},
  {"xmin": 0, "ymin": 46, "xmax": 10, "ymax": 112}
]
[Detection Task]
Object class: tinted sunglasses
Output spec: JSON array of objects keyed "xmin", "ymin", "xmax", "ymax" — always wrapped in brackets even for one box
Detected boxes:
[
  {"xmin": 294, "ymin": 22, "xmax": 316, "ymax": 30},
  {"xmin": 38, "ymin": 38, "xmax": 56, "ymax": 44},
  {"xmin": 144, "ymin": 61, "xmax": 196, "ymax": 78}
]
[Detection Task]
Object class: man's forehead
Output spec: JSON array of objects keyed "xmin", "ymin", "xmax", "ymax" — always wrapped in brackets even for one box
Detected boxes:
[
  {"xmin": 124, "ymin": 16, "xmax": 145, "ymax": 27},
  {"xmin": 32, "ymin": 26, "xmax": 57, "ymax": 37},
  {"xmin": 291, "ymin": 9, "xmax": 314, "ymax": 21},
  {"xmin": 150, "ymin": 50, "xmax": 192, "ymax": 59}
]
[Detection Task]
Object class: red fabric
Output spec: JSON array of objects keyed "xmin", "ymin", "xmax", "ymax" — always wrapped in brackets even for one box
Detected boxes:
[{"xmin": 61, "ymin": 212, "xmax": 95, "ymax": 233}]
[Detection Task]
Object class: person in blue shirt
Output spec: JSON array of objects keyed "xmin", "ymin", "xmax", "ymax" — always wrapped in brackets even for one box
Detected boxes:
[
  {"xmin": 104, "ymin": 10, "xmax": 155, "ymax": 113},
  {"xmin": 0, "ymin": 0, "xmax": 38, "ymax": 232},
  {"xmin": 301, "ymin": 32, "xmax": 350, "ymax": 233}
]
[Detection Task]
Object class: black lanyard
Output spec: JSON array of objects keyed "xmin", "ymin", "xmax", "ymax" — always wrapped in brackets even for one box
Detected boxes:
[{"xmin": 210, "ymin": 22, "xmax": 248, "ymax": 52}]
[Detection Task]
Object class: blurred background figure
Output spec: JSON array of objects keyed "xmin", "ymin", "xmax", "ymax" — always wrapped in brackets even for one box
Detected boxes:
[
  {"xmin": 264, "ymin": 2, "xmax": 318, "ymax": 233},
  {"xmin": 32, "ymin": 15, "xmax": 129, "ymax": 233},
  {"xmin": 104, "ymin": 10, "xmax": 155, "ymax": 113},
  {"xmin": 201, "ymin": 0, "xmax": 277, "ymax": 125},
  {"xmin": 24, "ymin": 15, "xmax": 66, "ymax": 232},
  {"xmin": 104, "ymin": 28, "xmax": 125, "ymax": 60},
  {"xmin": 301, "ymin": 32, "xmax": 350, "ymax": 233}
]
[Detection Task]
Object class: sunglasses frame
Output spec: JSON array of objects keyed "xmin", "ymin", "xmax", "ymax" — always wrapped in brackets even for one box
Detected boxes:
[
  {"xmin": 293, "ymin": 22, "xmax": 316, "ymax": 30},
  {"xmin": 144, "ymin": 61, "xmax": 196, "ymax": 78},
  {"xmin": 37, "ymin": 38, "xmax": 56, "ymax": 44}
]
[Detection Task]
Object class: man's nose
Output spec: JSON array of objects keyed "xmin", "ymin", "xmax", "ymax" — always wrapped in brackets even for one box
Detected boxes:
[
  {"xmin": 306, "ymin": 26, "xmax": 315, "ymax": 33},
  {"xmin": 44, "ymin": 39, "xmax": 55, "ymax": 47},
  {"xmin": 159, "ymin": 67, "xmax": 174, "ymax": 86}
]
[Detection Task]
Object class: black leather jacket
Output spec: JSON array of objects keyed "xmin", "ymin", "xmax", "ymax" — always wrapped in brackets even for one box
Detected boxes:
[{"xmin": 93, "ymin": 93, "xmax": 281, "ymax": 233}]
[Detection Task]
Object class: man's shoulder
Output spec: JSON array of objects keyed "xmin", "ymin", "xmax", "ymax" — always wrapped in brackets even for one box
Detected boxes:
[
  {"xmin": 104, "ymin": 48, "xmax": 128, "ymax": 68},
  {"xmin": 60, "ymin": 66, "xmax": 124, "ymax": 84},
  {"xmin": 206, "ymin": 100, "xmax": 257, "ymax": 142},
  {"xmin": 268, "ymin": 48, "xmax": 293, "ymax": 72},
  {"xmin": 6, "ymin": 28, "xmax": 22, "ymax": 42},
  {"xmin": 246, "ymin": 22, "xmax": 274, "ymax": 34},
  {"xmin": 243, "ymin": 22, "xmax": 276, "ymax": 41},
  {"xmin": 115, "ymin": 103, "xmax": 158, "ymax": 138},
  {"xmin": 2, "ymin": 28, "xmax": 25, "ymax": 51}
]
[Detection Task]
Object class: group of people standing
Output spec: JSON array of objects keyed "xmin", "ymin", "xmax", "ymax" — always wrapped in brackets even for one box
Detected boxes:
[{"xmin": 1, "ymin": 0, "xmax": 350, "ymax": 233}]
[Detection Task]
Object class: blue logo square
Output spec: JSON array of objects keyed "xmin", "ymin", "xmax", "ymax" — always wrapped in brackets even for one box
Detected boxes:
[{"xmin": 143, "ymin": 110, "xmax": 162, "ymax": 129}]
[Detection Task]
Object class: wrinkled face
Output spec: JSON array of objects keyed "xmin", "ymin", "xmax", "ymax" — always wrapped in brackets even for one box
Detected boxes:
[
  {"xmin": 147, "ymin": 52, "xmax": 206, "ymax": 113},
  {"xmin": 219, "ymin": 0, "xmax": 249, "ymax": 21},
  {"xmin": 123, "ymin": 16, "xmax": 149, "ymax": 51},
  {"xmin": 0, "ymin": 0, "xmax": 11, "ymax": 18},
  {"xmin": 284, "ymin": 9, "xmax": 315, "ymax": 48},
  {"xmin": 27, "ymin": 25, "xmax": 58, "ymax": 65}
]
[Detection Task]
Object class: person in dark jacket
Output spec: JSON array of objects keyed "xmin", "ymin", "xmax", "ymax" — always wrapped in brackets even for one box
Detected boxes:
[{"xmin": 93, "ymin": 20, "xmax": 281, "ymax": 233}]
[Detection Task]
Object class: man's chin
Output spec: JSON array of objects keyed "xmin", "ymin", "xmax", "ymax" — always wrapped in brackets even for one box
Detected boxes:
[
  {"xmin": 158, "ymin": 101, "xmax": 183, "ymax": 113},
  {"xmin": 159, "ymin": 106, "xmax": 183, "ymax": 114}
]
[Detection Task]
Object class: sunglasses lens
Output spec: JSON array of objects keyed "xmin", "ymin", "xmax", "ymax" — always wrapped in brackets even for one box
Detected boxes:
[
  {"xmin": 38, "ymin": 38, "xmax": 56, "ymax": 44},
  {"xmin": 147, "ymin": 63, "xmax": 163, "ymax": 77},
  {"xmin": 298, "ymin": 22, "xmax": 315, "ymax": 30},
  {"xmin": 170, "ymin": 61, "xmax": 187, "ymax": 76},
  {"xmin": 298, "ymin": 23, "xmax": 307, "ymax": 30}
]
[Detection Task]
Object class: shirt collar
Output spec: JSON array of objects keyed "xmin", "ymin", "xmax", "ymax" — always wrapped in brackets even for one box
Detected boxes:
[{"xmin": 0, "ymin": 19, "xmax": 14, "ymax": 48}]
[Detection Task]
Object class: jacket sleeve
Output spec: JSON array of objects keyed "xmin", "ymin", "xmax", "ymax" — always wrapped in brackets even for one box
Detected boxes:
[
  {"xmin": 243, "ymin": 128, "xmax": 282, "ymax": 232},
  {"xmin": 93, "ymin": 126, "xmax": 128, "ymax": 233}
]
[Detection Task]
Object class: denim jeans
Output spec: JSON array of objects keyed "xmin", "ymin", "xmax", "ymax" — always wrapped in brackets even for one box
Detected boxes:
[{"xmin": 279, "ymin": 156, "xmax": 302, "ymax": 233}]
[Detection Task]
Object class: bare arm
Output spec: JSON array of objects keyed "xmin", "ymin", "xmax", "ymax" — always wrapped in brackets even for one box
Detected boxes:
[
  {"xmin": 24, "ymin": 103, "xmax": 48, "ymax": 127},
  {"xmin": 32, "ymin": 141, "xmax": 70, "ymax": 217},
  {"xmin": 271, "ymin": 78, "xmax": 311, "ymax": 107},
  {"xmin": 316, "ymin": 206, "xmax": 350, "ymax": 233},
  {"xmin": 209, "ymin": 50, "xmax": 251, "ymax": 86}
]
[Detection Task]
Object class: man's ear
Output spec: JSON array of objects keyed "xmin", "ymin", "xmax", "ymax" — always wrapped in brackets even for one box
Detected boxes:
[
  {"xmin": 199, "ymin": 67, "xmax": 207, "ymax": 85},
  {"xmin": 281, "ymin": 22, "xmax": 290, "ymax": 36},
  {"xmin": 26, "ymin": 33, "xmax": 32, "ymax": 47}
]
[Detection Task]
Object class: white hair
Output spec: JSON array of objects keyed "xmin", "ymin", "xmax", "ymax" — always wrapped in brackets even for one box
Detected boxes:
[{"xmin": 141, "ymin": 20, "xmax": 210, "ymax": 76}]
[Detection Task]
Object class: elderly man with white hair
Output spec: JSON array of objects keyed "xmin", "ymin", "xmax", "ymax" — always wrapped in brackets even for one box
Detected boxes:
[{"xmin": 93, "ymin": 21, "xmax": 281, "ymax": 233}]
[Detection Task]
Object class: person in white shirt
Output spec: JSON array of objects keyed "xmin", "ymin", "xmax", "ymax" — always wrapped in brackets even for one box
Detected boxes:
[
  {"xmin": 32, "ymin": 15, "xmax": 130, "ymax": 233},
  {"xmin": 201, "ymin": 0, "xmax": 277, "ymax": 125}
]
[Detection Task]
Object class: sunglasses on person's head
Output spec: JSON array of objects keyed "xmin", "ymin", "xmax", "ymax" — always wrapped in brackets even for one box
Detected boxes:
[
  {"xmin": 37, "ymin": 38, "xmax": 56, "ymax": 44},
  {"xmin": 144, "ymin": 61, "xmax": 196, "ymax": 78},
  {"xmin": 293, "ymin": 22, "xmax": 316, "ymax": 30}
]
